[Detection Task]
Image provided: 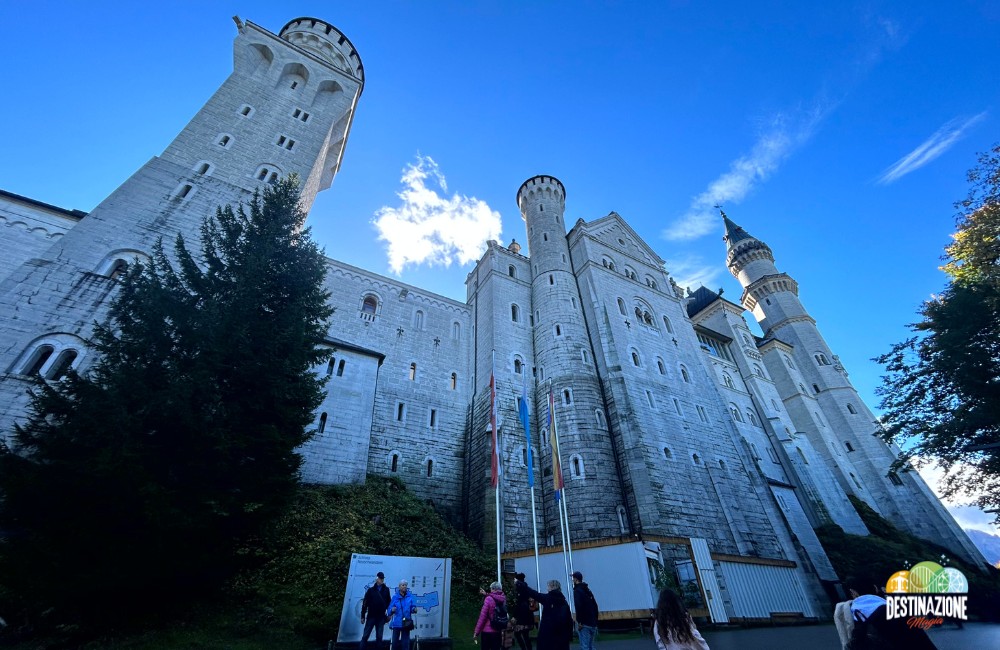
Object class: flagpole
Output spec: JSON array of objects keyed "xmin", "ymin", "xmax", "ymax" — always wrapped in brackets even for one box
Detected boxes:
[
  {"xmin": 549, "ymin": 388, "xmax": 574, "ymax": 615},
  {"xmin": 492, "ymin": 350, "xmax": 501, "ymax": 583},
  {"xmin": 522, "ymin": 380, "xmax": 541, "ymax": 593}
]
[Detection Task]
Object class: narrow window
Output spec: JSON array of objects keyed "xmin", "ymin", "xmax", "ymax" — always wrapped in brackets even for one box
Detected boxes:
[
  {"xmin": 646, "ymin": 390, "xmax": 654, "ymax": 408},
  {"xmin": 673, "ymin": 398, "xmax": 682, "ymax": 415},
  {"xmin": 730, "ymin": 404, "xmax": 743, "ymax": 422},
  {"xmin": 617, "ymin": 506, "xmax": 628, "ymax": 534},
  {"xmin": 562, "ymin": 389, "xmax": 572, "ymax": 405},
  {"xmin": 337, "ymin": 360, "xmax": 345, "ymax": 377},
  {"xmin": 888, "ymin": 472, "xmax": 903, "ymax": 486},
  {"xmin": 290, "ymin": 80, "xmax": 298, "ymax": 89},
  {"xmin": 543, "ymin": 233, "xmax": 548, "ymax": 241},
  {"xmin": 277, "ymin": 135, "xmax": 287, "ymax": 147},
  {"xmin": 240, "ymin": 105, "xmax": 252, "ymax": 117},
  {"xmin": 195, "ymin": 162, "xmax": 211, "ymax": 175},
  {"xmin": 631, "ymin": 351, "xmax": 641, "ymax": 367},
  {"xmin": 697, "ymin": 405, "xmax": 707, "ymax": 422},
  {"xmin": 508, "ymin": 265, "xmax": 516, "ymax": 278},
  {"xmin": 845, "ymin": 441, "xmax": 855, "ymax": 452},
  {"xmin": 663, "ymin": 316, "xmax": 674, "ymax": 333},
  {"xmin": 23, "ymin": 345, "xmax": 54, "ymax": 375},
  {"xmin": 657, "ymin": 359, "xmax": 665, "ymax": 375},
  {"xmin": 177, "ymin": 184, "xmax": 193, "ymax": 199},
  {"xmin": 362, "ymin": 295, "xmax": 377, "ymax": 314},
  {"xmin": 450, "ymin": 373, "xmax": 457, "ymax": 390},
  {"xmin": 409, "ymin": 363, "xmax": 417, "ymax": 381},
  {"xmin": 108, "ymin": 259, "xmax": 128, "ymax": 280},
  {"xmin": 618, "ymin": 299, "xmax": 627, "ymax": 316},
  {"xmin": 753, "ymin": 365, "xmax": 764, "ymax": 378},
  {"xmin": 663, "ymin": 447, "xmax": 673, "ymax": 460},
  {"xmin": 797, "ymin": 448, "xmax": 809, "ymax": 465},
  {"xmin": 692, "ymin": 453, "xmax": 701, "ymax": 466},
  {"xmin": 571, "ymin": 455, "xmax": 583, "ymax": 478},
  {"xmin": 452, "ymin": 322, "xmax": 461, "ymax": 340},
  {"xmin": 514, "ymin": 358, "xmax": 523, "ymax": 374},
  {"xmin": 747, "ymin": 410, "xmax": 758, "ymax": 426},
  {"xmin": 426, "ymin": 459, "xmax": 434, "ymax": 477},
  {"xmin": 813, "ymin": 384, "xmax": 821, "ymax": 394},
  {"xmin": 562, "ymin": 254, "xmax": 567, "ymax": 263},
  {"xmin": 397, "ymin": 403, "xmax": 405, "ymax": 421},
  {"xmin": 391, "ymin": 454, "xmax": 399, "ymax": 472},
  {"xmin": 539, "ymin": 204, "xmax": 544, "ymax": 212},
  {"xmin": 511, "ymin": 304, "xmax": 520, "ymax": 322},
  {"xmin": 218, "ymin": 135, "xmax": 231, "ymax": 147},
  {"xmin": 719, "ymin": 459, "xmax": 727, "ymax": 471},
  {"xmin": 318, "ymin": 412, "xmax": 327, "ymax": 433},
  {"xmin": 554, "ymin": 324, "xmax": 562, "ymax": 336},
  {"xmin": 414, "ymin": 310, "xmax": 424, "ymax": 330},
  {"xmin": 768, "ymin": 447, "xmax": 780, "ymax": 463},
  {"xmin": 430, "ymin": 410, "xmax": 437, "ymax": 427},
  {"xmin": 596, "ymin": 409, "xmax": 606, "ymax": 428},
  {"xmin": 326, "ymin": 359, "xmax": 335, "ymax": 376},
  {"xmin": 850, "ymin": 473, "xmax": 862, "ymax": 489},
  {"xmin": 847, "ymin": 403, "xmax": 858, "ymax": 414},
  {"xmin": 571, "ymin": 297, "xmax": 577, "ymax": 309},
  {"xmin": 723, "ymin": 373, "xmax": 735, "ymax": 389},
  {"xmin": 681, "ymin": 366, "xmax": 691, "ymax": 383},
  {"xmin": 548, "ymin": 274, "xmax": 554, "ymax": 285},
  {"xmin": 292, "ymin": 108, "xmax": 301, "ymax": 118},
  {"xmin": 771, "ymin": 399, "xmax": 779, "ymax": 410},
  {"xmin": 257, "ymin": 168, "xmax": 269, "ymax": 181},
  {"xmin": 46, "ymin": 350, "xmax": 78, "ymax": 380},
  {"xmin": 582, "ymin": 350, "xmax": 590, "ymax": 364}
]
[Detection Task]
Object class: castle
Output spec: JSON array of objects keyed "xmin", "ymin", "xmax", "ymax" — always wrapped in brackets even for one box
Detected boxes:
[{"xmin": 0, "ymin": 16, "xmax": 986, "ymax": 620}]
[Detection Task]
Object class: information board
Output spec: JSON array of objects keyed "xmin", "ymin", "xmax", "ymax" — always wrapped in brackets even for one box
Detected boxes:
[{"xmin": 337, "ymin": 553, "xmax": 452, "ymax": 643}]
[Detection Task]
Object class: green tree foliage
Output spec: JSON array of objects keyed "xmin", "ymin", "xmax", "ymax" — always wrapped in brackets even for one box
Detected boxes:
[
  {"xmin": 0, "ymin": 177, "xmax": 332, "ymax": 631},
  {"xmin": 876, "ymin": 144, "xmax": 1000, "ymax": 515}
]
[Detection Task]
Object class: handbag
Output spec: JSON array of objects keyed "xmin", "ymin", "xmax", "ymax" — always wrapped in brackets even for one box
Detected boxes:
[{"xmin": 402, "ymin": 615, "xmax": 415, "ymax": 631}]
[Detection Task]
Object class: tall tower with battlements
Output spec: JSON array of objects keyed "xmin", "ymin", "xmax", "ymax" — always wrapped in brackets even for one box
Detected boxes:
[
  {"xmin": 724, "ymin": 213, "xmax": 985, "ymax": 564},
  {"xmin": 517, "ymin": 175, "xmax": 625, "ymax": 542},
  {"xmin": 0, "ymin": 17, "xmax": 364, "ymax": 435}
]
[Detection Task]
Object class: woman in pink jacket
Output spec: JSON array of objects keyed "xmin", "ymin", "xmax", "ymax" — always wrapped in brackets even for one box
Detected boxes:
[{"xmin": 473, "ymin": 581, "xmax": 508, "ymax": 650}]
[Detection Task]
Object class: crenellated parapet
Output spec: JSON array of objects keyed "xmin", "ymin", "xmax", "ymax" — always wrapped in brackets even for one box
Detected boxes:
[{"xmin": 279, "ymin": 17, "xmax": 364, "ymax": 82}]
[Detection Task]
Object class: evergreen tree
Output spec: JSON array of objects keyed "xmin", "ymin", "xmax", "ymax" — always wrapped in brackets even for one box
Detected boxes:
[
  {"xmin": 876, "ymin": 144, "xmax": 1000, "ymax": 516},
  {"xmin": 0, "ymin": 177, "xmax": 332, "ymax": 629}
]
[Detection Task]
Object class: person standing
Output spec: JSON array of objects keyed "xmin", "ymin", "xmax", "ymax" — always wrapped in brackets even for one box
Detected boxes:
[
  {"xmin": 515, "ymin": 577, "xmax": 573, "ymax": 650},
  {"xmin": 387, "ymin": 579, "xmax": 417, "ymax": 650},
  {"xmin": 572, "ymin": 571, "xmax": 600, "ymax": 650},
  {"xmin": 510, "ymin": 573, "xmax": 536, "ymax": 650},
  {"xmin": 652, "ymin": 589, "xmax": 710, "ymax": 650},
  {"xmin": 473, "ymin": 581, "xmax": 508, "ymax": 650},
  {"xmin": 360, "ymin": 571, "xmax": 391, "ymax": 650}
]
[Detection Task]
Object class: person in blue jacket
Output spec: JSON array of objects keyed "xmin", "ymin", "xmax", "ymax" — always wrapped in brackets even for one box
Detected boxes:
[{"xmin": 387, "ymin": 579, "xmax": 418, "ymax": 650}]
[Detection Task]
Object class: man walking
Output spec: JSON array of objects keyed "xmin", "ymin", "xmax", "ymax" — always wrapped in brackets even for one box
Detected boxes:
[
  {"xmin": 572, "ymin": 571, "xmax": 599, "ymax": 650},
  {"xmin": 360, "ymin": 571, "xmax": 391, "ymax": 649}
]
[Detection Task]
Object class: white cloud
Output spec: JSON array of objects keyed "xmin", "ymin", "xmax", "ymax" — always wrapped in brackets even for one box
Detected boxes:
[
  {"xmin": 916, "ymin": 461, "xmax": 1000, "ymax": 535},
  {"xmin": 663, "ymin": 254, "xmax": 723, "ymax": 295},
  {"xmin": 877, "ymin": 112, "xmax": 988, "ymax": 185},
  {"xmin": 663, "ymin": 105, "xmax": 829, "ymax": 242},
  {"xmin": 373, "ymin": 155, "xmax": 502, "ymax": 274}
]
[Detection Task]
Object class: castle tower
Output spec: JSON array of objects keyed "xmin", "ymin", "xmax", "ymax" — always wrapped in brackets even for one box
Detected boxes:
[
  {"xmin": 517, "ymin": 176, "xmax": 624, "ymax": 542},
  {"xmin": 724, "ymin": 213, "xmax": 986, "ymax": 565},
  {"xmin": 0, "ymin": 17, "xmax": 363, "ymax": 435}
]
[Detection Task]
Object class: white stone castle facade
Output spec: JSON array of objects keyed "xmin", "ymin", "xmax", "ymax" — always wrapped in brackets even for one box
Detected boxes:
[{"xmin": 0, "ymin": 16, "xmax": 986, "ymax": 618}]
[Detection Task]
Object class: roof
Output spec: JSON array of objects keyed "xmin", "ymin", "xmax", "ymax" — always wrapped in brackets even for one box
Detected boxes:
[
  {"xmin": 722, "ymin": 212, "xmax": 754, "ymax": 249},
  {"xmin": 0, "ymin": 189, "xmax": 88, "ymax": 220},
  {"xmin": 685, "ymin": 286, "xmax": 722, "ymax": 318}
]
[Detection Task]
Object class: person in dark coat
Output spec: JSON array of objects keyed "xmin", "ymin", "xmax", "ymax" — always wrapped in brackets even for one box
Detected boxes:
[
  {"xmin": 572, "ymin": 571, "xmax": 600, "ymax": 649},
  {"xmin": 515, "ymin": 577, "xmax": 573, "ymax": 650},
  {"xmin": 360, "ymin": 571, "xmax": 391, "ymax": 649},
  {"xmin": 511, "ymin": 572, "xmax": 536, "ymax": 650}
]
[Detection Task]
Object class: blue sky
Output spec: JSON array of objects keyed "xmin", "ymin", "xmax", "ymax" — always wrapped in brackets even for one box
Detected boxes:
[{"xmin": 1, "ymin": 1, "xmax": 998, "ymax": 534}]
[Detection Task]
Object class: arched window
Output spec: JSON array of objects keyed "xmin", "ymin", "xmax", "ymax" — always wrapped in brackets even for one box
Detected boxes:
[
  {"xmin": 511, "ymin": 304, "xmax": 520, "ymax": 322},
  {"xmin": 617, "ymin": 505, "xmax": 628, "ymax": 534},
  {"xmin": 631, "ymin": 351, "xmax": 641, "ymax": 367},
  {"xmin": 318, "ymin": 412, "xmax": 327, "ymax": 434},
  {"xmin": 888, "ymin": 472, "xmax": 903, "ymax": 486},
  {"xmin": 747, "ymin": 410, "xmax": 758, "ymax": 426},
  {"xmin": 508, "ymin": 265, "xmax": 516, "ymax": 278},
  {"xmin": 46, "ymin": 349, "xmax": 78, "ymax": 380},
  {"xmin": 327, "ymin": 359, "xmax": 336, "ymax": 376},
  {"xmin": 784, "ymin": 355, "xmax": 796, "ymax": 369},
  {"xmin": 390, "ymin": 453, "xmax": 399, "ymax": 473},
  {"xmin": 663, "ymin": 316, "xmax": 674, "ymax": 333},
  {"xmin": 452, "ymin": 322, "xmax": 461, "ymax": 340},
  {"xmin": 797, "ymin": 447, "xmax": 809, "ymax": 465},
  {"xmin": 562, "ymin": 388, "xmax": 573, "ymax": 405},
  {"xmin": 729, "ymin": 404, "xmax": 743, "ymax": 422},
  {"xmin": 673, "ymin": 398, "xmax": 683, "ymax": 415},
  {"xmin": 657, "ymin": 358, "xmax": 666, "ymax": 375},
  {"xmin": 108, "ymin": 259, "xmax": 129, "ymax": 280},
  {"xmin": 409, "ymin": 363, "xmax": 417, "ymax": 381},
  {"xmin": 680, "ymin": 365, "xmax": 691, "ymax": 383},
  {"xmin": 569, "ymin": 454, "xmax": 584, "ymax": 478},
  {"xmin": 753, "ymin": 364, "xmax": 764, "ymax": 378},
  {"xmin": 618, "ymin": 298, "xmax": 627, "ymax": 316},
  {"xmin": 625, "ymin": 267, "xmax": 637, "ymax": 280},
  {"xmin": 22, "ymin": 345, "xmax": 54, "ymax": 376},
  {"xmin": 450, "ymin": 373, "xmax": 457, "ymax": 390},
  {"xmin": 771, "ymin": 398, "xmax": 779, "ymax": 410},
  {"xmin": 692, "ymin": 453, "xmax": 702, "ymax": 466},
  {"xmin": 362, "ymin": 295, "xmax": 378, "ymax": 314},
  {"xmin": 750, "ymin": 443, "xmax": 761, "ymax": 460},
  {"xmin": 514, "ymin": 358, "xmax": 523, "ymax": 374},
  {"xmin": 815, "ymin": 353, "xmax": 831, "ymax": 366},
  {"xmin": 722, "ymin": 373, "xmax": 735, "ymax": 389},
  {"xmin": 663, "ymin": 447, "xmax": 673, "ymax": 460},
  {"xmin": 595, "ymin": 409, "xmax": 606, "ymax": 429},
  {"xmin": 646, "ymin": 277, "xmax": 658, "ymax": 290},
  {"xmin": 337, "ymin": 360, "xmax": 345, "ymax": 377},
  {"xmin": 413, "ymin": 310, "xmax": 425, "ymax": 330},
  {"xmin": 719, "ymin": 459, "xmax": 728, "ymax": 471},
  {"xmin": 847, "ymin": 403, "xmax": 858, "ymax": 414},
  {"xmin": 634, "ymin": 306, "xmax": 643, "ymax": 321}
]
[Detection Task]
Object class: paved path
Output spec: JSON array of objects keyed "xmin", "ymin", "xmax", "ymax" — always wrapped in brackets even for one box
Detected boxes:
[{"xmin": 572, "ymin": 621, "xmax": 1000, "ymax": 649}]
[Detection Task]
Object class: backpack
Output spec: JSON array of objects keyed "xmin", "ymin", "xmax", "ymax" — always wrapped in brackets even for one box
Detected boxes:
[{"xmin": 491, "ymin": 598, "xmax": 509, "ymax": 630}]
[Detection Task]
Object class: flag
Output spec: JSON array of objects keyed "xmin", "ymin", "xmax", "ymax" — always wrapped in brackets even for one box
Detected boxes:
[
  {"xmin": 490, "ymin": 368, "xmax": 500, "ymax": 487},
  {"xmin": 549, "ymin": 390, "xmax": 564, "ymax": 499},
  {"xmin": 519, "ymin": 381, "xmax": 533, "ymax": 488}
]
